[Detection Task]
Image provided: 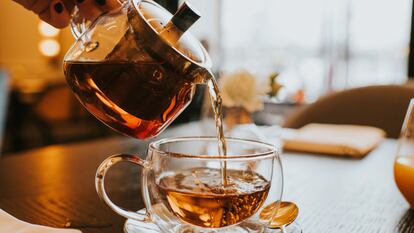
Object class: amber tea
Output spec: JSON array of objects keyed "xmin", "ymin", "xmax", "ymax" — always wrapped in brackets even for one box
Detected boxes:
[
  {"xmin": 64, "ymin": 61, "xmax": 229, "ymax": 180},
  {"xmin": 64, "ymin": 61, "xmax": 196, "ymax": 139},
  {"xmin": 157, "ymin": 168, "xmax": 270, "ymax": 228}
]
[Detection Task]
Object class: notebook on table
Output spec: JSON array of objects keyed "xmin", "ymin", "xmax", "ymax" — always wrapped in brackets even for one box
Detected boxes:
[{"xmin": 282, "ymin": 123, "xmax": 386, "ymax": 158}]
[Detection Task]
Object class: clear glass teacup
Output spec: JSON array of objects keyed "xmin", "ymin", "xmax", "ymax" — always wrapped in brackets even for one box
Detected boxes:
[{"xmin": 95, "ymin": 137, "xmax": 283, "ymax": 233}]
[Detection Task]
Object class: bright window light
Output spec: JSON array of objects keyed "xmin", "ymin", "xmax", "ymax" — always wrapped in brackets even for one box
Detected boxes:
[
  {"xmin": 38, "ymin": 21, "xmax": 60, "ymax": 37},
  {"xmin": 39, "ymin": 39, "xmax": 61, "ymax": 57}
]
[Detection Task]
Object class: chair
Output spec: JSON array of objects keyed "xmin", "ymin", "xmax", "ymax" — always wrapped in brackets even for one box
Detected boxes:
[
  {"xmin": 31, "ymin": 83, "xmax": 113, "ymax": 146},
  {"xmin": 283, "ymin": 85, "xmax": 414, "ymax": 138},
  {"xmin": 4, "ymin": 82, "xmax": 112, "ymax": 152}
]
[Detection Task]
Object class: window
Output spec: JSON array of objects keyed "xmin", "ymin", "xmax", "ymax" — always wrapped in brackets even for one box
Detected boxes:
[{"xmin": 187, "ymin": 0, "xmax": 412, "ymax": 102}]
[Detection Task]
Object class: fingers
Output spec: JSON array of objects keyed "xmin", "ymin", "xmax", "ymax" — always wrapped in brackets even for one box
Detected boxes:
[
  {"xmin": 63, "ymin": 0, "xmax": 75, "ymax": 14},
  {"xmin": 76, "ymin": 0, "xmax": 121, "ymax": 21},
  {"xmin": 30, "ymin": 0, "xmax": 50, "ymax": 14},
  {"xmin": 13, "ymin": 0, "xmax": 122, "ymax": 29},
  {"xmin": 40, "ymin": 0, "xmax": 71, "ymax": 28},
  {"xmin": 96, "ymin": 0, "xmax": 122, "ymax": 12},
  {"xmin": 76, "ymin": 0, "xmax": 102, "ymax": 21}
]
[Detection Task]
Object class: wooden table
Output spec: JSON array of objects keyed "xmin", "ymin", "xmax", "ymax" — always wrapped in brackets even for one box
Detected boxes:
[{"xmin": 0, "ymin": 123, "xmax": 413, "ymax": 233}]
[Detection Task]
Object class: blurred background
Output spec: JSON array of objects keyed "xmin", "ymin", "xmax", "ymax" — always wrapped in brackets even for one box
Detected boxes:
[{"xmin": 0, "ymin": 0, "xmax": 412, "ymax": 153}]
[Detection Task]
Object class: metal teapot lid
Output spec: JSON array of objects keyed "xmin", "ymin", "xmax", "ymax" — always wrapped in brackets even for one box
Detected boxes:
[{"xmin": 130, "ymin": 0, "xmax": 212, "ymax": 72}]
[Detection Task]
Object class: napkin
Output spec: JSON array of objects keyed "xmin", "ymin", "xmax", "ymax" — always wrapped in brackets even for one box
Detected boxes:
[
  {"xmin": 282, "ymin": 123, "xmax": 385, "ymax": 158},
  {"xmin": 0, "ymin": 209, "xmax": 81, "ymax": 233}
]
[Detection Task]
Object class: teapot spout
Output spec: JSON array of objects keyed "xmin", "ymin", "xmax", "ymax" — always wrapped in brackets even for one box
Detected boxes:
[{"xmin": 190, "ymin": 68, "xmax": 215, "ymax": 85}]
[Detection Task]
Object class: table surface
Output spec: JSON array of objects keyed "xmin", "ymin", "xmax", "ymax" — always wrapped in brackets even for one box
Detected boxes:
[{"xmin": 0, "ymin": 122, "xmax": 413, "ymax": 233}]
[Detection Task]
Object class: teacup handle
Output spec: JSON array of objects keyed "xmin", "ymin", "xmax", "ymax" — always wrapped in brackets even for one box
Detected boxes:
[{"xmin": 95, "ymin": 154, "xmax": 150, "ymax": 222}]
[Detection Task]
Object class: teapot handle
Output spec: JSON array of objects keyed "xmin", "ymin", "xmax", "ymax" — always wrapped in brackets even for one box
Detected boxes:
[
  {"xmin": 70, "ymin": 6, "xmax": 92, "ymax": 40},
  {"xmin": 70, "ymin": 0, "xmax": 127, "ymax": 39}
]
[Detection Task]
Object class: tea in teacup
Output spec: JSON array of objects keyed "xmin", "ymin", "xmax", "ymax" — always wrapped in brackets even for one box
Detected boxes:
[{"xmin": 157, "ymin": 167, "xmax": 270, "ymax": 228}]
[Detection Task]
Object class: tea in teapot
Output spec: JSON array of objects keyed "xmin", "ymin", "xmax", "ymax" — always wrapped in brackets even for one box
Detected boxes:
[
  {"xmin": 64, "ymin": 60, "xmax": 196, "ymax": 139},
  {"xmin": 64, "ymin": 0, "xmax": 215, "ymax": 140}
]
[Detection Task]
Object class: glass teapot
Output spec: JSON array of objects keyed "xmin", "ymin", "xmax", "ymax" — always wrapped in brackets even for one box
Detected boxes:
[{"xmin": 63, "ymin": 0, "xmax": 213, "ymax": 139}]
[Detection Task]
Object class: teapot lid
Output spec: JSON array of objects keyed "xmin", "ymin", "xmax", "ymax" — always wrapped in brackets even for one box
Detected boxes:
[{"xmin": 130, "ymin": 0, "xmax": 212, "ymax": 72}]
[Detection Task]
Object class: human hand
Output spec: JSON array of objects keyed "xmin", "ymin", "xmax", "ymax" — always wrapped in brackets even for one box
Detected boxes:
[{"xmin": 13, "ymin": 0, "xmax": 121, "ymax": 28}]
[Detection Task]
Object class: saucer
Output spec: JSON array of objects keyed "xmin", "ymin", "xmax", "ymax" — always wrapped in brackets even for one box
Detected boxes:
[
  {"xmin": 124, "ymin": 209, "xmax": 303, "ymax": 233},
  {"xmin": 282, "ymin": 222, "xmax": 303, "ymax": 233},
  {"xmin": 124, "ymin": 209, "xmax": 160, "ymax": 233}
]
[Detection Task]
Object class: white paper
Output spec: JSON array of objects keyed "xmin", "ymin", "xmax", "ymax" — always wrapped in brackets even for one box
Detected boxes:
[{"xmin": 0, "ymin": 209, "xmax": 81, "ymax": 233}]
